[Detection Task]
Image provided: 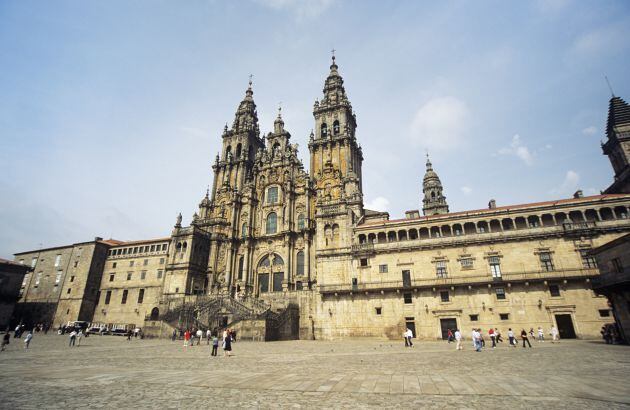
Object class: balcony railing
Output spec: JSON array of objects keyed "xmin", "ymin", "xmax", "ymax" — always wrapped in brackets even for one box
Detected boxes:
[
  {"xmin": 562, "ymin": 221, "xmax": 597, "ymax": 232},
  {"xmin": 319, "ymin": 268, "xmax": 599, "ymax": 294}
]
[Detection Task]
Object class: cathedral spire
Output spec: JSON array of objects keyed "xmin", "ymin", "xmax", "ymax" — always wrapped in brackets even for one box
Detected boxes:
[
  {"xmin": 231, "ymin": 76, "xmax": 260, "ymax": 136},
  {"xmin": 422, "ymin": 154, "xmax": 449, "ymax": 216}
]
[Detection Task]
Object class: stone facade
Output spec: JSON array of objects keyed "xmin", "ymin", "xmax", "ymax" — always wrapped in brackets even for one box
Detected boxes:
[
  {"xmin": 8, "ymin": 56, "xmax": 630, "ymax": 340},
  {"xmin": 0, "ymin": 258, "xmax": 30, "ymax": 329}
]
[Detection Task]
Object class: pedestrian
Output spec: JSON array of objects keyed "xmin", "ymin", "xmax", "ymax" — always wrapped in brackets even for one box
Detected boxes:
[
  {"xmin": 507, "ymin": 328, "xmax": 516, "ymax": 347},
  {"xmin": 529, "ymin": 328, "xmax": 534, "ymax": 340},
  {"xmin": 223, "ymin": 330, "xmax": 232, "ymax": 357},
  {"xmin": 537, "ymin": 326, "xmax": 545, "ymax": 342},
  {"xmin": 454, "ymin": 329, "xmax": 463, "ymax": 350},
  {"xmin": 184, "ymin": 330, "xmax": 191, "ymax": 347},
  {"xmin": 489, "ymin": 328, "xmax": 496, "ymax": 348},
  {"xmin": 69, "ymin": 330, "xmax": 77, "ymax": 347},
  {"xmin": 24, "ymin": 331, "xmax": 33, "ymax": 349},
  {"xmin": 447, "ymin": 329, "xmax": 454, "ymax": 343},
  {"xmin": 471, "ymin": 328, "xmax": 477, "ymax": 348},
  {"xmin": 172, "ymin": 329, "xmax": 177, "ymax": 342},
  {"xmin": 211, "ymin": 334, "xmax": 219, "ymax": 356},
  {"xmin": 77, "ymin": 329, "xmax": 84, "ymax": 346},
  {"xmin": 495, "ymin": 328, "xmax": 503, "ymax": 343},
  {"xmin": 1, "ymin": 330, "xmax": 10, "ymax": 351},
  {"xmin": 196, "ymin": 329, "xmax": 203, "ymax": 346},
  {"xmin": 550, "ymin": 326, "xmax": 559, "ymax": 343},
  {"xmin": 520, "ymin": 329, "xmax": 532, "ymax": 348},
  {"xmin": 403, "ymin": 329, "xmax": 409, "ymax": 347},
  {"xmin": 405, "ymin": 328, "xmax": 414, "ymax": 347},
  {"xmin": 126, "ymin": 329, "xmax": 132, "ymax": 341},
  {"xmin": 206, "ymin": 329, "xmax": 212, "ymax": 345},
  {"xmin": 473, "ymin": 329, "xmax": 482, "ymax": 352},
  {"xmin": 479, "ymin": 329, "xmax": 485, "ymax": 348},
  {"xmin": 14, "ymin": 325, "xmax": 21, "ymax": 339}
]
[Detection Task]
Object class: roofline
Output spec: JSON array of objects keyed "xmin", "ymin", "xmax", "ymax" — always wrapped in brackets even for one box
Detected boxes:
[
  {"xmin": 108, "ymin": 237, "xmax": 171, "ymax": 247},
  {"xmin": 360, "ymin": 194, "xmax": 630, "ymax": 228},
  {"xmin": 13, "ymin": 239, "xmax": 113, "ymax": 256},
  {"xmin": 591, "ymin": 232, "xmax": 630, "ymax": 255}
]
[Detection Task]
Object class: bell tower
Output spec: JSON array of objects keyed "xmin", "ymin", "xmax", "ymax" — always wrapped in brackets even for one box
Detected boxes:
[
  {"xmin": 422, "ymin": 154, "xmax": 449, "ymax": 216},
  {"xmin": 603, "ymin": 95, "xmax": 630, "ymax": 194}
]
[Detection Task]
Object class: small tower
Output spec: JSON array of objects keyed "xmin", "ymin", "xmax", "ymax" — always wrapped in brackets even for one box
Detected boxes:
[
  {"xmin": 422, "ymin": 154, "xmax": 449, "ymax": 215},
  {"xmin": 603, "ymin": 95, "xmax": 630, "ymax": 194}
]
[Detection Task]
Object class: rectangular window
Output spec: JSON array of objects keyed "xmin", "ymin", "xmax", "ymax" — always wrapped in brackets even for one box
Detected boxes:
[
  {"xmin": 121, "ymin": 290, "xmax": 128, "ymax": 304},
  {"xmin": 469, "ymin": 314, "xmax": 479, "ymax": 321},
  {"xmin": 133, "ymin": 247, "xmax": 138, "ymax": 254},
  {"xmin": 127, "ymin": 272, "xmax": 132, "ymax": 281},
  {"xmin": 580, "ymin": 250, "xmax": 597, "ymax": 269},
  {"xmin": 499, "ymin": 313, "xmax": 509, "ymax": 320},
  {"xmin": 19, "ymin": 259, "xmax": 24, "ymax": 265},
  {"xmin": 31, "ymin": 257, "xmax": 37, "ymax": 267},
  {"xmin": 162, "ymin": 244, "xmax": 167, "ymax": 251},
  {"xmin": 549, "ymin": 284, "xmax": 561, "ymax": 297},
  {"xmin": 612, "ymin": 258, "xmax": 623, "ymax": 273},
  {"xmin": 66, "ymin": 288, "xmax": 71, "ymax": 294},
  {"xmin": 273, "ymin": 272, "xmax": 284, "ymax": 292},
  {"xmin": 360, "ymin": 258, "xmax": 368, "ymax": 267},
  {"xmin": 375, "ymin": 307, "xmax": 382, "ymax": 315},
  {"xmin": 599, "ymin": 309, "xmax": 611, "ymax": 317},
  {"xmin": 143, "ymin": 259, "xmax": 148, "ymax": 266},
  {"xmin": 495, "ymin": 287, "xmax": 506, "ymax": 300},
  {"xmin": 539, "ymin": 252, "xmax": 554, "ymax": 271},
  {"xmin": 129, "ymin": 261, "xmax": 135, "ymax": 267},
  {"xmin": 109, "ymin": 273, "xmax": 115, "ymax": 282},
  {"xmin": 159, "ymin": 258, "xmax": 165, "ymax": 264},
  {"xmin": 112, "ymin": 262, "xmax": 117, "ymax": 269},
  {"xmin": 105, "ymin": 290, "xmax": 112, "ymax": 304},
  {"xmin": 259, "ymin": 273, "xmax": 269, "ymax": 293},
  {"xmin": 73, "ymin": 261, "xmax": 78, "ymax": 268},
  {"xmin": 137, "ymin": 289, "xmax": 144, "ymax": 304},
  {"xmin": 150, "ymin": 245, "xmax": 156, "ymax": 252},
  {"xmin": 296, "ymin": 281, "xmax": 303, "ymax": 290},
  {"xmin": 436, "ymin": 261, "xmax": 447, "ymax": 278},
  {"xmin": 379, "ymin": 264, "xmax": 388, "ymax": 273},
  {"xmin": 440, "ymin": 290, "xmax": 449, "ymax": 302},
  {"xmin": 55, "ymin": 271, "xmax": 62, "ymax": 285},
  {"xmin": 489, "ymin": 256, "xmax": 502, "ymax": 278},
  {"xmin": 95, "ymin": 291, "xmax": 101, "ymax": 305},
  {"xmin": 54, "ymin": 254, "xmax": 61, "ymax": 267},
  {"xmin": 460, "ymin": 258, "xmax": 473, "ymax": 269},
  {"xmin": 403, "ymin": 292, "xmax": 412, "ymax": 304},
  {"xmin": 140, "ymin": 271, "xmax": 146, "ymax": 280},
  {"xmin": 157, "ymin": 270, "xmax": 163, "ymax": 279},
  {"xmin": 35, "ymin": 272, "xmax": 42, "ymax": 287},
  {"xmin": 267, "ymin": 186, "xmax": 279, "ymax": 204}
]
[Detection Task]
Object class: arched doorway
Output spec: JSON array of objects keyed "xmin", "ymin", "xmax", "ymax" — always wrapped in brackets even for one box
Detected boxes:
[
  {"xmin": 150, "ymin": 307, "xmax": 159, "ymax": 320},
  {"xmin": 256, "ymin": 253, "xmax": 285, "ymax": 294}
]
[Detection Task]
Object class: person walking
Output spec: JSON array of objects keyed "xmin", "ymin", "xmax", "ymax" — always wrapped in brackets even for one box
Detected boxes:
[
  {"xmin": 550, "ymin": 326, "xmax": 559, "ymax": 343},
  {"xmin": 529, "ymin": 328, "xmax": 535, "ymax": 340},
  {"xmin": 77, "ymin": 329, "xmax": 84, "ymax": 346},
  {"xmin": 196, "ymin": 329, "xmax": 203, "ymax": 346},
  {"xmin": 495, "ymin": 328, "xmax": 503, "ymax": 343},
  {"xmin": 454, "ymin": 329, "xmax": 463, "ymax": 350},
  {"xmin": 507, "ymin": 328, "xmax": 516, "ymax": 347},
  {"xmin": 1, "ymin": 330, "xmax": 10, "ymax": 352},
  {"xmin": 405, "ymin": 328, "xmax": 414, "ymax": 347},
  {"xmin": 223, "ymin": 330, "xmax": 232, "ymax": 357},
  {"xmin": 447, "ymin": 329, "xmax": 454, "ymax": 343},
  {"xmin": 184, "ymin": 330, "xmax": 191, "ymax": 347},
  {"xmin": 473, "ymin": 329, "xmax": 482, "ymax": 352},
  {"xmin": 171, "ymin": 329, "xmax": 177, "ymax": 342},
  {"xmin": 537, "ymin": 327, "xmax": 545, "ymax": 342},
  {"xmin": 24, "ymin": 331, "xmax": 33, "ymax": 350},
  {"xmin": 521, "ymin": 329, "xmax": 532, "ymax": 348},
  {"xmin": 211, "ymin": 334, "xmax": 219, "ymax": 356},
  {"xmin": 206, "ymin": 329, "xmax": 212, "ymax": 345},
  {"xmin": 69, "ymin": 330, "xmax": 77, "ymax": 347},
  {"xmin": 489, "ymin": 328, "xmax": 496, "ymax": 348}
]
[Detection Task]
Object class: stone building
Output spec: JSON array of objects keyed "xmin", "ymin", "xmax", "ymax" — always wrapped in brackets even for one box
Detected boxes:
[
  {"xmin": 9, "ymin": 56, "xmax": 630, "ymax": 340},
  {"xmin": 0, "ymin": 258, "xmax": 30, "ymax": 329}
]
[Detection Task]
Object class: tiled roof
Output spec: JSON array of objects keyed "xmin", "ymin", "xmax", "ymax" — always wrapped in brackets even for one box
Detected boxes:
[
  {"xmin": 107, "ymin": 237, "xmax": 171, "ymax": 247},
  {"xmin": 607, "ymin": 96, "xmax": 630, "ymax": 136},
  {"xmin": 361, "ymin": 194, "xmax": 629, "ymax": 227}
]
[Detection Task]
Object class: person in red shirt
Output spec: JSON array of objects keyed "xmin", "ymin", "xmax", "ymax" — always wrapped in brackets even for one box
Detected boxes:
[
  {"xmin": 184, "ymin": 330, "xmax": 191, "ymax": 347},
  {"xmin": 489, "ymin": 328, "xmax": 496, "ymax": 348}
]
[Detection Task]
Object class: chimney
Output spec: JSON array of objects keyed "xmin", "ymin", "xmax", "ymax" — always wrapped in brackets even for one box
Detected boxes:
[
  {"xmin": 488, "ymin": 199, "xmax": 496, "ymax": 209},
  {"xmin": 405, "ymin": 210, "xmax": 420, "ymax": 219},
  {"xmin": 573, "ymin": 190, "xmax": 583, "ymax": 199}
]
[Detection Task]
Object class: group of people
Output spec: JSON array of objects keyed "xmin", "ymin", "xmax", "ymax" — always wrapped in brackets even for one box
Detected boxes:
[
  {"xmin": 446, "ymin": 326, "xmax": 560, "ymax": 351},
  {"xmin": 175, "ymin": 327, "xmax": 235, "ymax": 357},
  {"xmin": 1, "ymin": 327, "xmax": 33, "ymax": 351}
]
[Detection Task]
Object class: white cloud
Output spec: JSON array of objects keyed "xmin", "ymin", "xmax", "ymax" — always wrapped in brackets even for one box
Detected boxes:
[
  {"xmin": 582, "ymin": 126, "xmax": 597, "ymax": 136},
  {"xmin": 253, "ymin": 0, "xmax": 335, "ymax": 19},
  {"xmin": 497, "ymin": 134, "xmax": 534, "ymax": 166},
  {"xmin": 365, "ymin": 196, "xmax": 389, "ymax": 212},
  {"xmin": 408, "ymin": 96, "xmax": 471, "ymax": 152},
  {"xmin": 461, "ymin": 186, "xmax": 473, "ymax": 195},
  {"xmin": 550, "ymin": 170, "xmax": 580, "ymax": 196}
]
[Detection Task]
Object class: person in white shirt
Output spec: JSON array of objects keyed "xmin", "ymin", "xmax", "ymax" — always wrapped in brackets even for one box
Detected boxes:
[
  {"xmin": 507, "ymin": 328, "xmax": 516, "ymax": 347},
  {"xmin": 550, "ymin": 326, "xmax": 559, "ymax": 343},
  {"xmin": 454, "ymin": 330, "xmax": 462, "ymax": 350},
  {"xmin": 404, "ymin": 328, "xmax": 414, "ymax": 347},
  {"xmin": 472, "ymin": 329, "xmax": 482, "ymax": 352},
  {"xmin": 537, "ymin": 327, "xmax": 544, "ymax": 342},
  {"xmin": 69, "ymin": 330, "xmax": 77, "ymax": 347},
  {"xmin": 77, "ymin": 330, "xmax": 84, "ymax": 346},
  {"xmin": 24, "ymin": 331, "xmax": 33, "ymax": 349},
  {"xmin": 196, "ymin": 329, "xmax": 203, "ymax": 346},
  {"xmin": 206, "ymin": 329, "xmax": 212, "ymax": 345}
]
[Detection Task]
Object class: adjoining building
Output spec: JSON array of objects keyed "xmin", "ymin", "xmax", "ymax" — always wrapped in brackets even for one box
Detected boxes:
[
  {"xmin": 0, "ymin": 258, "xmax": 30, "ymax": 329},
  {"xmin": 8, "ymin": 56, "xmax": 630, "ymax": 340},
  {"xmin": 592, "ymin": 233, "xmax": 630, "ymax": 342}
]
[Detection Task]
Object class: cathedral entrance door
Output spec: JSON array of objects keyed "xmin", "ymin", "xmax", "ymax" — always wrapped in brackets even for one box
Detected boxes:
[{"xmin": 439, "ymin": 318, "xmax": 458, "ymax": 340}]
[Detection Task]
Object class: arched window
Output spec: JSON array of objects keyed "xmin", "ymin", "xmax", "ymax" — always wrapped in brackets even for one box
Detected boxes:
[
  {"xmin": 259, "ymin": 256, "xmax": 270, "ymax": 267},
  {"xmin": 273, "ymin": 255, "xmax": 284, "ymax": 266},
  {"xmin": 241, "ymin": 222, "xmax": 248, "ymax": 239},
  {"xmin": 333, "ymin": 120, "xmax": 340, "ymax": 135},
  {"xmin": 236, "ymin": 143, "xmax": 242, "ymax": 158},
  {"xmin": 266, "ymin": 212, "xmax": 277, "ymax": 234},
  {"xmin": 296, "ymin": 251, "xmax": 305, "ymax": 276},
  {"xmin": 272, "ymin": 142, "xmax": 280, "ymax": 158},
  {"xmin": 321, "ymin": 123, "xmax": 328, "ymax": 138},
  {"xmin": 297, "ymin": 213, "xmax": 305, "ymax": 230},
  {"xmin": 225, "ymin": 145, "xmax": 232, "ymax": 158}
]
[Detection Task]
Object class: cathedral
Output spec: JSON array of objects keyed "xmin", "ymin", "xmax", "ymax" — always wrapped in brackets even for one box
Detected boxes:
[{"xmin": 11, "ymin": 56, "xmax": 630, "ymax": 340}]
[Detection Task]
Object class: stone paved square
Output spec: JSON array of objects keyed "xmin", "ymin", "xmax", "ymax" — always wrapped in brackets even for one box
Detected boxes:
[{"xmin": 0, "ymin": 334, "xmax": 629, "ymax": 409}]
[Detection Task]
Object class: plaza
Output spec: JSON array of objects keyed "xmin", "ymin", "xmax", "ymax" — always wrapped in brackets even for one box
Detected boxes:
[{"xmin": 0, "ymin": 334, "xmax": 629, "ymax": 409}]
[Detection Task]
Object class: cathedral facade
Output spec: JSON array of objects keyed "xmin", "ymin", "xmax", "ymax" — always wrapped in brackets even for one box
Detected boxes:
[{"xmin": 12, "ymin": 57, "xmax": 630, "ymax": 340}]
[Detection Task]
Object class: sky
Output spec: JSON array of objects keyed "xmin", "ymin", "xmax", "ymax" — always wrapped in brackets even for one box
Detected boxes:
[{"xmin": 1, "ymin": 0, "xmax": 629, "ymax": 258}]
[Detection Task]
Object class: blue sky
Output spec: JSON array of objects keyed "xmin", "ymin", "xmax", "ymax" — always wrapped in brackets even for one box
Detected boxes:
[{"xmin": 1, "ymin": 0, "xmax": 629, "ymax": 258}]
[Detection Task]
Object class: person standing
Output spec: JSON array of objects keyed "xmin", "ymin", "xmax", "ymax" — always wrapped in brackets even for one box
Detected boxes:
[
  {"xmin": 529, "ymin": 328, "xmax": 535, "ymax": 340},
  {"xmin": 69, "ymin": 330, "xmax": 77, "ymax": 347},
  {"xmin": 454, "ymin": 329, "xmax": 463, "ymax": 350},
  {"xmin": 206, "ymin": 329, "xmax": 212, "ymax": 345},
  {"xmin": 521, "ymin": 329, "xmax": 532, "ymax": 348},
  {"xmin": 447, "ymin": 329, "xmax": 454, "ymax": 343},
  {"xmin": 196, "ymin": 329, "xmax": 203, "ymax": 346},
  {"xmin": 507, "ymin": 328, "xmax": 516, "ymax": 347},
  {"xmin": 537, "ymin": 327, "xmax": 545, "ymax": 342},
  {"xmin": 405, "ymin": 328, "xmax": 414, "ymax": 347},
  {"xmin": 211, "ymin": 334, "xmax": 219, "ymax": 356},
  {"xmin": 184, "ymin": 330, "xmax": 191, "ymax": 347},
  {"xmin": 223, "ymin": 330, "xmax": 232, "ymax": 357},
  {"xmin": 24, "ymin": 331, "xmax": 33, "ymax": 350},
  {"xmin": 77, "ymin": 329, "xmax": 84, "ymax": 346},
  {"xmin": 495, "ymin": 328, "xmax": 503, "ymax": 343},
  {"xmin": 489, "ymin": 328, "xmax": 496, "ymax": 348},
  {"xmin": 171, "ymin": 329, "xmax": 177, "ymax": 342},
  {"xmin": 550, "ymin": 326, "xmax": 559, "ymax": 343},
  {"xmin": 473, "ymin": 329, "xmax": 482, "ymax": 352}
]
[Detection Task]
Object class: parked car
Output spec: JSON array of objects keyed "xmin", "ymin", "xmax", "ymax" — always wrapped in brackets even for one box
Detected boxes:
[
  {"xmin": 87, "ymin": 325, "xmax": 110, "ymax": 335},
  {"xmin": 110, "ymin": 328, "xmax": 128, "ymax": 336}
]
